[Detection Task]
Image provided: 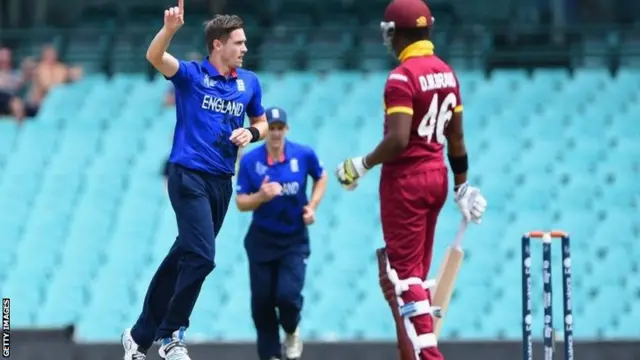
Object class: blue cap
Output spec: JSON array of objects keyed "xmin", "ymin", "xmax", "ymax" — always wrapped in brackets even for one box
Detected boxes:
[{"xmin": 265, "ymin": 107, "xmax": 288, "ymax": 125}]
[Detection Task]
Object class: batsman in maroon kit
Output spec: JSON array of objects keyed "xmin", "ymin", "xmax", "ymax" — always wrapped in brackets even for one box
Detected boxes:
[{"xmin": 335, "ymin": 0, "xmax": 487, "ymax": 359}]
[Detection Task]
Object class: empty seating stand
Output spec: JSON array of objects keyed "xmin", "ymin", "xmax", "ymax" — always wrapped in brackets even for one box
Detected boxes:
[{"xmin": 1, "ymin": 68, "xmax": 639, "ymax": 341}]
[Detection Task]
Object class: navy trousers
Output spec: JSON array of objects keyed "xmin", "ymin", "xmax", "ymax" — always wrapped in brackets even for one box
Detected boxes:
[
  {"xmin": 245, "ymin": 225, "xmax": 309, "ymax": 360},
  {"xmin": 131, "ymin": 164, "xmax": 232, "ymax": 350}
]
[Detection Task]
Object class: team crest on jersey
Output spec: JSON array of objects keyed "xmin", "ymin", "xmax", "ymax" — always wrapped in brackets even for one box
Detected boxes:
[
  {"xmin": 237, "ymin": 79, "xmax": 245, "ymax": 91},
  {"xmin": 255, "ymin": 162, "xmax": 267, "ymax": 175},
  {"xmin": 290, "ymin": 158, "xmax": 299, "ymax": 173},
  {"xmin": 203, "ymin": 75, "xmax": 216, "ymax": 88}
]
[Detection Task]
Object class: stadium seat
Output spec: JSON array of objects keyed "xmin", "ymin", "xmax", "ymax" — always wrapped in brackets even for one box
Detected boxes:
[{"xmin": 6, "ymin": 65, "xmax": 640, "ymax": 342}]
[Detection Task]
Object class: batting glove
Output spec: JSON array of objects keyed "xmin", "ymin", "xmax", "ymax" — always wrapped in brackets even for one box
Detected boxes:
[
  {"xmin": 335, "ymin": 156, "xmax": 369, "ymax": 190},
  {"xmin": 454, "ymin": 182, "xmax": 487, "ymax": 224}
]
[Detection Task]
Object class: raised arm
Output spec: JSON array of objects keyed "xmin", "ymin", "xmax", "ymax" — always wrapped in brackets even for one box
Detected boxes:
[{"xmin": 146, "ymin": 0, "xmax": 184, "ymax": 78}]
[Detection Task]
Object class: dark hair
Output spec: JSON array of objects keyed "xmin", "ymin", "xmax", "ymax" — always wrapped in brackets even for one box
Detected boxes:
[
  {"xmin": 395, "ymin": 27, "xmax": 431, "ymax": 43},
  {"xmin": 204, "ymin": 14, "xmax": 244, "ymax": 52}
]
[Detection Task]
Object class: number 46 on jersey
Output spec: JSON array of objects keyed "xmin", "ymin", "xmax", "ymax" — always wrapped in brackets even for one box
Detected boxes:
[{"xmin": 417, "ymin": 92, "xmax": 459, "ymax": 145}]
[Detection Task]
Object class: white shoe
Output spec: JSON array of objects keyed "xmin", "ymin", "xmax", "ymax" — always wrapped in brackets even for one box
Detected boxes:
[
  {"xmin": 158, "ymin": 327, "xmax": 191, "ymax": 360},
  {"xmin": 283, "ymin": 328, "xmax": 303, "ymax": 359},
  {"xmin": 122, "ymin": 328, "xmax": 146, "ymax": 360}
]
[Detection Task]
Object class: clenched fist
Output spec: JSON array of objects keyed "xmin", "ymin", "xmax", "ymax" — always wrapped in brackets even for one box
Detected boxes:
[
  {"xmin": 164, "ymin": 0, "xmax": 184, "ymax": 32},
  {"xmin": 229, "ymin": 128, "xmax": 252, "ymax": 147},
  {"xmin": 258, "ymin": 176, "xmax": 282, "ymax": 202}
]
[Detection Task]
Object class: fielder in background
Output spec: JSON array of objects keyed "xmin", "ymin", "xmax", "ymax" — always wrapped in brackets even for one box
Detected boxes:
[
  {"xmin": 122, "ymin": 3, "xmax": 268, "ymax": 360},
  {"xmin": 335, "ymin": 0, "xmax": 487, "ymax": 359},
  {"xmin": 236, "ymin": 107, "xmax": 327, "ymax": 360}
]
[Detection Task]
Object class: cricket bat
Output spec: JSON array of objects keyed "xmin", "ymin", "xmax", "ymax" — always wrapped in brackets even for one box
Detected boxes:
[{"xmin": 432, "ymin": 218, "xmax": 468, "ymax": 338}]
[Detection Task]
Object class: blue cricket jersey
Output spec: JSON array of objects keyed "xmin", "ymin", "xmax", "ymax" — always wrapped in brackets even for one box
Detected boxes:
[
  {"xmin": 236, "ymin": 140, "xmax": 324, "ymax": 235},
  {"xmin": 166, "ymin": 57, "xmax": 265, "ymax": 176}
]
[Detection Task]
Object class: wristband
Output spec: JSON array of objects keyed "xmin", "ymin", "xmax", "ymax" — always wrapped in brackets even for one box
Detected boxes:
[
  {"xmin": 448, "ymin": 153, "xmax": 468, "ymax": 174},
  {"xmin": 247, "ymin": 127, "xmax": 260, "ymax": 143},
  {"xmin": 454, "ymin": 182, "xmax": 468, "ymax": 194},
  {"xmin": 362, "ymin": 155, "xmax": 371, "ymax": 170}
]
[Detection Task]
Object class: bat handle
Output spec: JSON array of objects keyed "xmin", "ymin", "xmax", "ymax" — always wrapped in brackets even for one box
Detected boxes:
[{"xmin": 452, "ymin": 218, "xmax": 468, "ymax": 249}]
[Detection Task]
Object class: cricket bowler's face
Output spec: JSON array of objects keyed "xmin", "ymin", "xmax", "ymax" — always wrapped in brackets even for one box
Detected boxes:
[
  {"xmin": 267, "ymin": 122, "xmax": 288, "ymax": 150},
  {"xmin": 219, "ymin": 28, "xmax": 247, "ymax": 68}
]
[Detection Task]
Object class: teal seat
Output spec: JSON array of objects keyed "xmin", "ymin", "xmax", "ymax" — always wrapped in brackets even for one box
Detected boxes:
[
  {"xmin": 2, "ymin": 272, "xmax": 42, "ymax": 318},
  {"xmin": 467, "ymin": 86, "xmax": 507, "ymax": 113},
  {"xmin": 22, "ymin": 209, "xmax": 69, "ymax": 238},
  {"xmin": 551, "ymin": 210, "xmax": 598, "ymax": 246},
  {"xmin": 32, "ymin": 197, "xmax": 77, "ymax": 222},
  {"xmin": 592, "ymin": 214, "xmax": 635, "ymax": 247},
  {"xmin": 607, "ymin": 304, "xmax": 640, "ymax": 337},
  {"xmin": 130, "ymin": 151, "xmax": 168, "ymax": 177},
  {"xmin": 36, "ymin": 87, "xmax": 82, "ymax": 122},
  {"xmin": 490, "ymin": 69, "xmax": 529, "ymax": 89},
  {"xmin": 306, "ymin": 57, "xmax": 344, "ymax": 72},
  {"xmin": 259, "ymin": 56, "xmax": 297, "ymax": 72},
  {"xmin": 608, "ymin": 113, "xmax": 640, "ymax": 140},
  {"xmin": 359, "ymin": 57, "xmax": 391, "ymax": 71},
  {"xmin": 555, "ymin": 82, "xmax": 594, "ymax": 107},
  {"xmin": 58, "ymin": 127, "xmax": 101, "ymax": 150},
  {"xmin": 14, "ymin": 120, "xmax": 59, "ymax": 146},
  {"xmin": 0, "ymin": 240, "xmax": 16, "ymax": 273},
  {"xmin": 37, "ymin": 279, "xmax": 86, "ymax": 326},
  {"xmin": 132, "ymin": 265, "xmax": 159, "ymax": 306},
  {"xmin": 40, "ymin": 171, "xmax": 83, "ymax": 193},
  {"xmin": 213, "ymin": 299, "xmax": 255, "ymax": 340},
  {"xmin": 142, "ymin": 126, "xmax": 172, "ymax": 153},
  {"xmin": 613, "ymin": 68, "xmax": 640, "ymax": 93},
  {"xmin": 185, "ymin": 314, "xmax": 216, "ymax": 340},
  {"xmin": 524, "ymin": 112, "xmax": 570, "ymax": 138},
  {"xmin": 554, "ymin": 174, "xmax": 600, "ymax": 209},
  {"xmin": 348, "ymin": 297, "xmax": 395, "ymax": 339},
  {"xmin": 477, "ymin": 175, "xmax": 509, "ymax": 209},
  {"xmin": 3, "ymin": 300, "xmax": 36, "ymax": 327},
  {"xmin": 438, "ymin": 297, "xmax": 477, "ymax": 339},
  {"xmin": 302, "ymin": 297, "xmax": 348, "ymax": 340},
  {"xmin": 573, "ymin": 68, "xmax": 610, "ymax": 86},
  {"xmin": 90, "ymin": 153, "xmax": 134, "ymax": 175},
  {"xmin": 75, "ymin": 313, "xmax": 126, "ymax": 341},
  {"xmin": 4, "ymin": 70, "xmax": 640, "ymax": 340},
  {"xmin": 532, "ymin": 68, "xmax": 570, "ymax": 83},
  {"xmin": 107, "ymin": 230, "xmax": 153, "ymax": 258},
  {"xmin": 87, "ymin": 277, "xmax": 132, "ymax": 312},
  {"xmin": 483, "ymin": 301, "xmax": 521, "ymax": 338},
  {"xmin": 0, "ymin": 174, "xmax": 41, "ymax": 204},
  {"xmin": 16, "ymin": 238, "xmax": 62, "ymax": 273},
  {"xmin": 113, "ymin": 111, "xmax": 152, "ymax": 130},
  {"xmin": 519, "ymin": 139, "xmax": 562, "ymax": 173},
  {"xmin": 66, "ymin": 209, "xmax": 113, "ymax": 246},
  {"xmin": 0, "ymin": 121, "xmax": 18, "ymax": 156}
]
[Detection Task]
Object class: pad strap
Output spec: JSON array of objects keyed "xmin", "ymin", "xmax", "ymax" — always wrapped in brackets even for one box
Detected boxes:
[
  {"xmin": 415, "ymin": 333, "xmax": 438, "ymax": 349},
  {"xmin": 380, "ymin": 250, "xmax": 440, "ymax": 351},
  {"xmin": 386, "ymin": 264, "xmax": 436, "ymax": 295},
  {"xmin": 400, "ymin": 299, "xmax": 437, "ymax": 317}
]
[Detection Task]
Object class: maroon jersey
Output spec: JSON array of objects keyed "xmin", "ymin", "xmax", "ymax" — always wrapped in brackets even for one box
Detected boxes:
[{"xmin": 381, "ymin": 41, "xmax": 463, "ymax": 178}]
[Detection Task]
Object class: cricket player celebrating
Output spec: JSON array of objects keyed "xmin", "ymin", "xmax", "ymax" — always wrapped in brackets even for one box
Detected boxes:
[
  {"xmin": 335, "ymin": 0, "xmax": 487, "ymax": 359},
  {"xmin": 121, "ymin": 3, "xmax": 268, "ymax": 360},
  {"xmin": 235, "ymin": 107, "xmax": 327, "ymax": 360}
]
